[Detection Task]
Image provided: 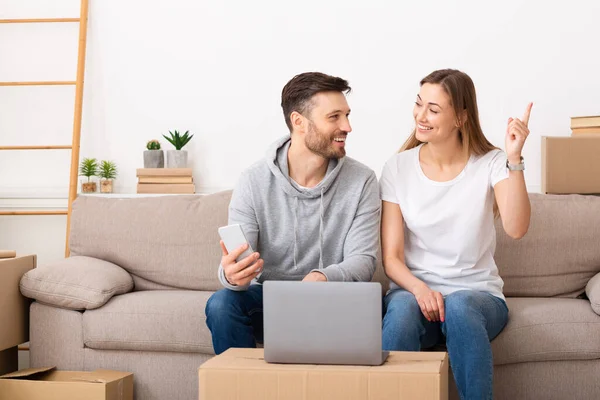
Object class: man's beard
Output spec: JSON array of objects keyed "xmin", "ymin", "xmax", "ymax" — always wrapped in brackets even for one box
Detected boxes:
[{"xmin": 305, "ymin": 121, "xmax": 346, "ymax": 159}]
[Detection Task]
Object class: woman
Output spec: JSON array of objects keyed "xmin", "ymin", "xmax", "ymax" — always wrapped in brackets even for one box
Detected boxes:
[{"xmin": 380, "ymin": 69, "xmax": 531, "ymax": 400}]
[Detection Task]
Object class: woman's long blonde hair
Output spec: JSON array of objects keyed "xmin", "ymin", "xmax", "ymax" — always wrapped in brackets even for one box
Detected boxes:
[{"xmin": 401, "ymin": 69, "xmax": 500, "ymax": 216}]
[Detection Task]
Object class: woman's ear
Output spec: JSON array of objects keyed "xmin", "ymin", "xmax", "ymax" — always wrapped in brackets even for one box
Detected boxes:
[{"xmin": 456, "ymin": 109, "xmax": 468, "ymax": 127}]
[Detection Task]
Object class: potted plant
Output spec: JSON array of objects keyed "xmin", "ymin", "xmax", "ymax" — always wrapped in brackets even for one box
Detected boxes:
[
  {"xmin": 99, "ymin": 160, "xmax": 118, "ymax": 193},
  {"xmin": 79, "ymin": 157, "xmax": 98, "ymax": 193},
  {"xmin": 163, "ymin": 130, "xmax": 193, "ymax": 168},
  {"xmin": 144, "ymin": 139, "xmax": 164, "ymax": 168}
]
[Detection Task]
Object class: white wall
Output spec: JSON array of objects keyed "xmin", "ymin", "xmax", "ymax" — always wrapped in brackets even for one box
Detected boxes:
[{"xmin": 2, "ymin": 0, "xmax": 600, "ymax": 265}]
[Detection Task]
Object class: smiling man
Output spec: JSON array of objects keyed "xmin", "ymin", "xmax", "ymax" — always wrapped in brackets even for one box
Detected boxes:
[{"xmin": 205, "ymin": 72, "xmax": 381, "ymax": 354}]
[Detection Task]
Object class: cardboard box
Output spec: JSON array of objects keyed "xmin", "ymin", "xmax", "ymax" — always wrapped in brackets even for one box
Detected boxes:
[
  {"xmin": 0, "ymin": 367, "xmax": 133, "ymax": 400},
  {"xmin": 0, "ymin": 348, "xmax": 17, "ymax": 377},
  {"xmin": 0, "ymin": 255, "xmax": 36, "ymax": 352},
  {"xmin": 542, "ymin": 136, "xmax": 600, "ymax": 194},
  {"xmin": 199, "ymin": 348, "xmax": 448, "ymax": 400}
]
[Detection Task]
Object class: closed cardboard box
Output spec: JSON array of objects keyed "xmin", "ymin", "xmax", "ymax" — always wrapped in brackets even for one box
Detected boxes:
[
  {"xmin": 199, "ymin": 348, "xmax": 448, "ymax": 400},
  {"xmin": 0, "ymin": 367, "xmax": 133, "ymax": 400},
  {"xmin": 542, "ymin": 136, "xmax": 600, "ymax": 194}
]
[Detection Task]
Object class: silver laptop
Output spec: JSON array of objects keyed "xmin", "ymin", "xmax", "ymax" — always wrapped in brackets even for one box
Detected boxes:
[{"xmin": 263, "ymin": 281, "xmax": 389, "ymax": 366}]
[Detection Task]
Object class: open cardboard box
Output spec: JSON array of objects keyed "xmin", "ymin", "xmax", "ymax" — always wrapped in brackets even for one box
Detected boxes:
[{"xmin": 0, "ymin": 367, "xmax": 133, "ymax": 400}]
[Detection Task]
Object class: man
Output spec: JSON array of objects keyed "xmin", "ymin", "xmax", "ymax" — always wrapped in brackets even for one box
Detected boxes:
[{"xmin": 205, "ymin": 72, "xmax": 380, "ymax": 354}]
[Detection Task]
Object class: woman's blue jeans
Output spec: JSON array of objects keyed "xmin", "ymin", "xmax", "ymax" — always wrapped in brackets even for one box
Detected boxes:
[{"xmin": 382, "ymin": 289, "xmax": 508, "ymax": 400}]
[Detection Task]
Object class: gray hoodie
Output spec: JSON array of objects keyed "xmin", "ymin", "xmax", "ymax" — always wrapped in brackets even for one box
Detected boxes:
[{"xmin": 218, "ymin": 136, "xmax": 380, "ymax": 290}]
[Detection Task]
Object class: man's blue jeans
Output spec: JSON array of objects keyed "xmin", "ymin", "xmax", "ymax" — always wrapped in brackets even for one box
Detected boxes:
[
  {"xmin": 205, "ymin": 286, "xmax": 264, "ymax": 355},
  {"xmin": 382, "ymin": 289, "xmax": 508, "ymax": 400}
]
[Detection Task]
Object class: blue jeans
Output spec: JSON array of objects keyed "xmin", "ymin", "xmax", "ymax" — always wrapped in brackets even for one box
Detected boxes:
[
  {"xmin": 382, "ymin": 289, "xmax": 508, "ymax": 400},
  {"xmin": 205, "ymin": 286, "xmax": 264, "ymax": 355}
]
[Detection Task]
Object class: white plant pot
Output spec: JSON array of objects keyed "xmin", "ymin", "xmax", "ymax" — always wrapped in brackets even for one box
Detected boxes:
[
  {"xmin": 143, "ymin": 150, "xmax": 164, "ymax": 168},
  {"xmin": 165, "ymin": 150, "xmax": 188, "ymax": 168}
]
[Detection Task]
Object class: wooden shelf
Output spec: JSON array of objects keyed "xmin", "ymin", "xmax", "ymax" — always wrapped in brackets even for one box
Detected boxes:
[
  {"xmin": 0, "ymin": 210, "xmax": 68, "ymax": 216},
  {"xmin": 0, "ymin": 81, "xmax": 76, "ymax": 86},
  {"xmin": 0, "ymin": 145, "xmax": 72, "ymax": 150},
  {"xmin": 0, "ymin": 18, "xmax": 79, "ymax": 24}
]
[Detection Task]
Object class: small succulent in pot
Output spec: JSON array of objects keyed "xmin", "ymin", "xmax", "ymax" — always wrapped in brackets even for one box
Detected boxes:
[
  {"xmin": 163, "ymin": 130, "xmax": 194, "ymax": 168},
  {"xmin": 144, "ymin": 139, "xmax": 164, "ymax": 168},
  {"xmin": 79, "ymin": 157, "xmax": 98, "ymax": 193},
  {"xmin": 99, "ymin": 160, "xmax": 117, "ymax": 193}
]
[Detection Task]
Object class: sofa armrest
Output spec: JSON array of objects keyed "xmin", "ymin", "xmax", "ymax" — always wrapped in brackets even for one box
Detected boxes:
[
  {"xmin": 20, "ymin": 256, "xmax": 133, "ymax": 311},
  {"xmin": 586, "ymin": 272, "xmax": 600, "ymax": 315}
]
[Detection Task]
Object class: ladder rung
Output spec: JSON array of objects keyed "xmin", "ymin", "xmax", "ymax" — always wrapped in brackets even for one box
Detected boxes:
[
  {"xmin": 0, "ymin": 81, "xmax": 76, "ymax": 86},
  {"xmin": 18, "ymin": 344, "xmax": 30, "ymax": 351},
  {"xmin": 0, "ymin": 210, "xmax": 68, "ymax": 216},
  {"xmin": 0, "ymin": 18, "xmax": 80, "ymax": 24},
  {"xmin": 0, "ymin": 145, "xmax": 72, "ymax": 150}
]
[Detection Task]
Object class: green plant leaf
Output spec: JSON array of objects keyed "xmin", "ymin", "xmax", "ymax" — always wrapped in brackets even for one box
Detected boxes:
[
  {"xmin": 99, "ymin": 160, "xmax": 118, "ymax": 180},
  {"xmin": 163, "ymin": 130, "xmax": 193, "ymax": 150},
  {"xmin": 79, "ymin": 157, "xmax": 98, "ymax": 182}
]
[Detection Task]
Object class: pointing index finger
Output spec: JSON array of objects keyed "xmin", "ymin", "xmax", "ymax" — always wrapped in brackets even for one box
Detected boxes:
[{"xmin": 522, "ymin": 102, "xmax": 533, "ymax": 126}]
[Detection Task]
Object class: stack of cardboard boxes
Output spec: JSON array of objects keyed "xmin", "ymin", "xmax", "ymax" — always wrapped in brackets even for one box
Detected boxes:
[
  {"xmin": 542, "ymin": 115, "xmax": 600, "ymax": 194},
  {"xmin": 136, "ymin": 168, "xmax": 196, "ymax": 194}
]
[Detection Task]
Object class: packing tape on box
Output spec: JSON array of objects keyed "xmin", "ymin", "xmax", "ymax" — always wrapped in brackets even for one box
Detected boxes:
[{"xmin": 0, "ymin": 250, "xmax": 17, "ymax": 259}]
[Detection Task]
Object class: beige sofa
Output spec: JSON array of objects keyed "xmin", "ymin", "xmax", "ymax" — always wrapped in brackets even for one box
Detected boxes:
[{"xmin": 22, "ymin": 191, "xmax": 600, "ymax": 400}]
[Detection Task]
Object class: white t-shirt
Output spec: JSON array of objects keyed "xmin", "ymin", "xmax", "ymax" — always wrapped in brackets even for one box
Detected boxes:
[{"xmin": 380, "ymin": 144, "xmax": 508, "ymax": 300}]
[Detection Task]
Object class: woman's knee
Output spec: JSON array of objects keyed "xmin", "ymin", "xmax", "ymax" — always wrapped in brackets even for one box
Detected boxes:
[
  {"xmin": 444, "ymin": 290, "xmax": 481, "ymax": 316},
  {"xmin": 384, "ymin": 290, "xmax": 421, "ymax": 323}
]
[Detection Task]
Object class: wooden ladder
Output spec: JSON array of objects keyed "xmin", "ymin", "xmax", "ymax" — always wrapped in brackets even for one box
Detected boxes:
[{"xmin": 0, "ymin": 0, "xmax": 90, "ymax": 257}]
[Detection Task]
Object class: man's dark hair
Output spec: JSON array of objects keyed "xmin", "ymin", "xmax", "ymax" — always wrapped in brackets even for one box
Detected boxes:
[{"xmin": 281, "ymin": 72, "xmax": 351, "ymax": 132}]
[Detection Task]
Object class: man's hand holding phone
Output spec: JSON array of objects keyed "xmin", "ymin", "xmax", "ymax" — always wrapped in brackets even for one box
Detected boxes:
[{"xmin": 220, "ymin": 241, "xmax": 264, "ymax": 287}]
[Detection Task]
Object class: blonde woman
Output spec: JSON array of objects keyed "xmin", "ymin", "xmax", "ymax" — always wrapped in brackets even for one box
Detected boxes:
[{"xmin": 380, "ymin": 69, "xmax": 532, "ymax": 400}]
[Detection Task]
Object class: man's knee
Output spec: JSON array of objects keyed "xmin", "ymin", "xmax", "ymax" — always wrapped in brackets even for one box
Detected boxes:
[{"xmin": 205, "ymin": 289, "xmax": 242, "ymax": 318}]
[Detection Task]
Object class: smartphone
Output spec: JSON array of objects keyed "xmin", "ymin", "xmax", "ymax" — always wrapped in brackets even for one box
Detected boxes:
[{"xmin": 218, "ymin": 224, "xmax": 255, "ymax": 262}]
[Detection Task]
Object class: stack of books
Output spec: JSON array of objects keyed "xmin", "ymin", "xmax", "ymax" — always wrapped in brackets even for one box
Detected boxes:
[
  {"xmin": 571, "ymin": 115, "xmax": 600, "ymax": 135},
  {"xmin": 136, "ymin": 168, "xmax": 195, "ymax": 194}
]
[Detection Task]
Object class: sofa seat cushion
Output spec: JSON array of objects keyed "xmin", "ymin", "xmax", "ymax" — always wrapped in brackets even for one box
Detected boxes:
[
  {"xmin": 492, "ymin": 298, "xmax": 600, "ymax": 365},
  {"xmin": 83, "ymin": 290, "xmax": 214, "ymax": 354}
]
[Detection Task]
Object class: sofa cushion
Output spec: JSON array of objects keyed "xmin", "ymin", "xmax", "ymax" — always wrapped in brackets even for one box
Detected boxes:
[
  {"xmin": 495, "ymin": 194, "xmax": 600, "ymax": 297},
  {"xmin": 69, "ymin": 191, "xmax": 231, "ymax": 291},
  {"xmin": 492, "ymin": 297, "xmax": 600, "ymax": 365},
  {"xmin": 20, "ymin": 256, "xmax": 133, "ymax": 310},
  {"xmin": 587, "ymin": 272, "xmax": 600, "ymax": 315},
  {"xmin": 82, "ymin": 290, "xmax": 214, "ymax": 354}
]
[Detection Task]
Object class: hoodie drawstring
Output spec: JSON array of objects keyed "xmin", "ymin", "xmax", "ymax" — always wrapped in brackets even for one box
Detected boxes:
[
  {"xmin": 293, "ymin": 196, "xmax": 298, "ymax": 270},
  {"xmin": 319, "ymin": 188, "xmax": 324, "ymax": 270},
  {"xmin": 292, "ymin": 190, "xmax": 324, "ymax": 271}
]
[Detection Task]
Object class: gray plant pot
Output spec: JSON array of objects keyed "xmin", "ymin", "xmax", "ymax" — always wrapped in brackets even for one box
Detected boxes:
[
  {"xmin": 143, "ymin": 150, "xmax": 164, "ymax": 168},
  {"xmin": 165, "ymin": 150, "xmax": 188, "ymax": 168}
]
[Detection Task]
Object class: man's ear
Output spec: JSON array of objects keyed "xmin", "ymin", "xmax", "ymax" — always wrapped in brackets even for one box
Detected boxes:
[{"xmin": 290, "ymin": 111, "xmax": 306, "ymax": 134}]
